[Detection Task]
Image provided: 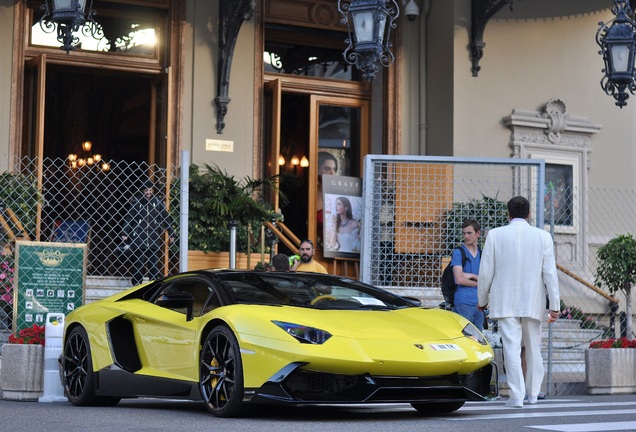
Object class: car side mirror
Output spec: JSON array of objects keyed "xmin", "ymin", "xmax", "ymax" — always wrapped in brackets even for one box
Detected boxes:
[
  {"xmin": 156, "ymin": 292, "xmax": 195, "ymax": 321},
  {"xmin": 403, "ymin": 296, "xmax": 422, "ymax": 307}
]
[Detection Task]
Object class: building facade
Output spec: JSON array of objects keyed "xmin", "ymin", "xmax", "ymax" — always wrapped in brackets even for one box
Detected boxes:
[{"xmin": 0, "ymin": 1, "xmax": 633, "ymax": 285}]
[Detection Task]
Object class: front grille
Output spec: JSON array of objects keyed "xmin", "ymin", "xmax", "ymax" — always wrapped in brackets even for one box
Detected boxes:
[
  {"xmin": 459, "ymin": 364, "xmax": 493, "ymax": 397},
  {"xmin": 284, "ymin": 370, "xmax": 364, "ymax": 400}
]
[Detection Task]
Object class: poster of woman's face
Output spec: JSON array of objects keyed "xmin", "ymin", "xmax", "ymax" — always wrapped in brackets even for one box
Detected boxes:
[
  {"xmin": 321, "ymin": 174, "xmax": 363, "ymax": 258},
  {"xmin": 318, "ymin": 150, "xmax": 345, "ymax": 177}
]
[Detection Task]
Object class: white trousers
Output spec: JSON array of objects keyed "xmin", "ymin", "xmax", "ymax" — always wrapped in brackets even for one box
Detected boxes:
[{"xmin": 499, "ymin": 317, "xmax": 544, "ymax": 402}]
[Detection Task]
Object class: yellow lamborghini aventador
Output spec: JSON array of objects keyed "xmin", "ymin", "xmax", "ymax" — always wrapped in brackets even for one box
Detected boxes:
[{"xmin": 60, "ymin": 270, "xmax": 497, "ymax": 417}]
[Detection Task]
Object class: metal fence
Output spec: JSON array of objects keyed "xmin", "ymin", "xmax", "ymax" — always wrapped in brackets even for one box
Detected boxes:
[
  {"xmin": 361, "ymin": 155, "xmax": 544, "ymax": 292},
  {"xmin": 2, "ymin": 153, "xmax": 635, "ymax": 395},
  {"xmin": 1, "ymin": 156, "xmax": 180, "ymax": 341},
  {"xmin": 361, "ymin": 155, "xmax": 635, "ymax": 395}
]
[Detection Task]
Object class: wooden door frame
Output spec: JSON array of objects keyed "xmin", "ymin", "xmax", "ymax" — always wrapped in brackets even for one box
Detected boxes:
[
  {"xmin": 308, "ymin": 94, "xmax": 370, "ymax": 243},
  {"xmin": 264, "ymin": 78, "xmax": 283, "ymax": 212}
]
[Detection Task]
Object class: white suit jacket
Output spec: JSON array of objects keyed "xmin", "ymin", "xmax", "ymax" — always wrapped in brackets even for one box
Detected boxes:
[{"xmin": 477, "ymin": 218, "xmax": 560, "ymax": 321}]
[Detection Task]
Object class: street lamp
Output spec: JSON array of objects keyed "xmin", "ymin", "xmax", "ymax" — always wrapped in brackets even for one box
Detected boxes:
[
  {"xmin": 337, "ymin": 0, "xmax": 400, "ymax": 80},
  {"xmin": 597, "ymin": 0, "xmax": 636, "ymax": 108},
  {"xmin": 39, "ymin": 0, "xmax": 99, "ymax": 54}
]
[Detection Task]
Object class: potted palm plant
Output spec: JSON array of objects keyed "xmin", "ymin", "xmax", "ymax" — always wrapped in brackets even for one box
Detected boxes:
[{"xmin": 184, "ymin": 164, "xmax": 292, "ymax": 269}]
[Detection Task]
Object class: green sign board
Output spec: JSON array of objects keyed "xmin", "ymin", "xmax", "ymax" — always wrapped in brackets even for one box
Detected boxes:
[{"xmin": 14, "ymin": 241, "xmax": 86, "ymax": 333}]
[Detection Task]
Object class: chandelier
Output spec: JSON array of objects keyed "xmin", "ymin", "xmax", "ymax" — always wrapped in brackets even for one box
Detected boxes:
[{"xmin": 68, "ymin": 141, "xmax": 110, "ymax": 171}]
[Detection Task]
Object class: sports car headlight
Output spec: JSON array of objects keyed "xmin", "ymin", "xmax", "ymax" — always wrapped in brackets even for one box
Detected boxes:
[
  {"xmin": 272, "ymin": 321, "xmax": 332, "ymax": 344},
  {"xmin": 462, "ymin": 323, "xmax": 488, "ymax": 345}
]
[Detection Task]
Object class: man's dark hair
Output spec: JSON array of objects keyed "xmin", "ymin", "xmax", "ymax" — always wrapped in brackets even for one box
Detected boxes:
[
  {"xmin": 507, "ymin": 196, "xmax": 530, "ymax": 219},
  {"xmin": 462, "ymin": 218, "xmax": 481, "ymax": 232},
  {"xmin": 271, "ymin": 253, "xmax": 290, "ymax": 271},
  {"xmin": 318, "ymin": 151, "xmax": 338, "ymax": 173}
]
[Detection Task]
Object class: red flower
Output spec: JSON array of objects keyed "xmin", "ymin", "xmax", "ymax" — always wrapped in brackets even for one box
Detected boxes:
[
  {"xmin": 8, "ymin": 323, "xmax": 45, "ymax": 345},
  {"xmin": 589, "ymin": 338, "xmax": 636, "ymax": 349}
]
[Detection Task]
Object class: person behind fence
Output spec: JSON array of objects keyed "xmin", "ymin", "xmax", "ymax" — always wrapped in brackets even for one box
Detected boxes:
[
  {"xmin": 121, "ymin": 179, "xmax": 175, "ymax": 286},
  {"xmin": 477, "ymin": 196, "xmax": 560, "ymax": 408},
  {"xmin": 452, "ymin": 219, "xmax": 484, "ymax": 330}
]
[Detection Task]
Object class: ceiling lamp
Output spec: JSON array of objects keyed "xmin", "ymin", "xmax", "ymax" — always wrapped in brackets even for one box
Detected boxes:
[
  {"xmin": 337, "ymin": 0, "xmax": 399, "ymax": 80},
  {"xmin": 39, "ymin": 0, "xmax": 100, "ymax": 54}
]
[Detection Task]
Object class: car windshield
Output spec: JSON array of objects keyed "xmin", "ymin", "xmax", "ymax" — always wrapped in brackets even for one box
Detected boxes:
[{"xmin": 215, "ymin": 272, "xmax": 417, "ymax": 310}]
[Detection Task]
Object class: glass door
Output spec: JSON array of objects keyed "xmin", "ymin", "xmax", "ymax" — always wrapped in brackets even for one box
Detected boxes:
[
  {"xmin": 309, "ymin": 96, "xmax": 369, "ymax": 250},
  {"xmin": 267, "ymin": 88, "xmax": 369, "ymax": 251}
]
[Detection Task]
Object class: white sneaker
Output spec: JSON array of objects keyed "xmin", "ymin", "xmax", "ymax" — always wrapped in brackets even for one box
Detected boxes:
[{"xmin": 506, "ymin": 399, "xmax": 523, "ymax": 408}]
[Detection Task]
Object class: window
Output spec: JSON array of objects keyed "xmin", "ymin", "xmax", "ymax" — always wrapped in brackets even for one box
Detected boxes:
[
  {"xmin": 527, "ymin": 152, "xmax": 580, "ymax": 233},
  {"xmin": 30, "ymin": 2, "xmax": 164, "ymax": 59},
  {"xmin": 545, "ymin": 162, "xmax": 574, "ymax": 227}
]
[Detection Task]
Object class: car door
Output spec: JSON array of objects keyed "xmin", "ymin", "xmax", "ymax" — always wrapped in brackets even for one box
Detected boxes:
[{"xmin": 131, "ymin": 277, "xmax": 214, "ymax": 381}]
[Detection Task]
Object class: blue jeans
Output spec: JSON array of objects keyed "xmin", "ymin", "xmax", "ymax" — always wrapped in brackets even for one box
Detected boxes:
[{"xmin": 453, "ymin": 303, "xmax": 485, "ymax": 331}]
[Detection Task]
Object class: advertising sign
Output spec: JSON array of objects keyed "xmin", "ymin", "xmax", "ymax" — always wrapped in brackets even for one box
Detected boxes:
[{"xmin": 322, "ymin": 174, "xmax": 363, "ymax": 259}]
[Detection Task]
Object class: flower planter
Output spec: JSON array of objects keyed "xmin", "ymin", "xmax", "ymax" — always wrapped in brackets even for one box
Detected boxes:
[
  {"xmin": 585, "ymin": 348, "xmax": 636, "ymax": 395},
  {"xmin": 0, "ymin": 344, "xmax": 44, "ymax": 401}
]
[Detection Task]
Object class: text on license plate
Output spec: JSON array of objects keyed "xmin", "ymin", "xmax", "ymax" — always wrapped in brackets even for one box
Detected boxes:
[{"xmin": 429, "ymin": 344, "xmax": 461, "ymax": 351}]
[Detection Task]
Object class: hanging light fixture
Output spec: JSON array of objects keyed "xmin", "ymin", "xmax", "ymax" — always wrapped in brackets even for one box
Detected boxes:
[
  {"xmin": 68, "ymin": 140, "xmax": 107, "ymax": 171},
  {"xmin": 300, "ymin": 156, "xmax": 309, "ymax": 168},
  {"xmin": 39, "ymin": 0, "xmax": 100, "ymax": 54},
  {"xmin": 337, "ymin": 0, "xmax": 400, "ymax": 80},
  {"xmin": 596, "ymin": 0, "xmax": 636, "ymax": 108}
]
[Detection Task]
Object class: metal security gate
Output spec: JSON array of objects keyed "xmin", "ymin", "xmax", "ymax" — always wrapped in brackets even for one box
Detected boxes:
[{"xmin": 361, "ymin": 155, "xmax": 544, "ymax": 294}]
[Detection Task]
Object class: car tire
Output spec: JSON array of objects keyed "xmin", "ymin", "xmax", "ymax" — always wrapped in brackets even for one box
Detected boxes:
[
  {"xmin": 410, "ymin": 401, "xmax": 465, "ymax": 414},
  {"xmin": 63, "ymin": 326, "xmax": 121, "ymax": 407},
  {"xmin": 199, "ymin": 325, "xmax": 245, "ymax": 417}
]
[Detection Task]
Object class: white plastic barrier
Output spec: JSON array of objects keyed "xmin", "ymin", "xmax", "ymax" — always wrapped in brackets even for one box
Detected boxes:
[{"xmin": 38, "ymin": 313, "xmax": 67, "ymax": 402}]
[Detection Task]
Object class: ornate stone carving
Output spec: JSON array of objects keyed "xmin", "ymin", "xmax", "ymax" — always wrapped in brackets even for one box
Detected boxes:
[
  {"xmin": 542, "ymin": 98, "xmax": 568, "ymax": 143},
  {"xmin": 503, "ymin": 99, "xmax": 601, "ymax": 168}
]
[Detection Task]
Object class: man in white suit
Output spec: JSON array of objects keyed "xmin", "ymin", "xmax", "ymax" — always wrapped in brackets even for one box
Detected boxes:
[{"xmin": 478, "ymin": 196, "xmax": 560, "ymax": 408}]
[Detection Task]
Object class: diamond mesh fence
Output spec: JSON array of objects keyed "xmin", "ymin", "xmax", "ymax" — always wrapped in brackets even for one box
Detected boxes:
[
  {"xmin": 2, "ymin": 154, "xmax": 634, "ymax": 396},
  {"xmin": 361, "ymin": 156, "xmax": 636, "ymax": 395},
  {"xmin": 1, "ymin": 156, "xmax": 180, "ymax": 342}
]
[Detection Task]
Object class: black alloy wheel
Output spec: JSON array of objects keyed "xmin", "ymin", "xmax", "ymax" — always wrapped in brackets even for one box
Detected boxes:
[
  {"xmin": 63, "ymin": 326, "xmax": 120, "ymax": 406},
  {"xmin": 199, "ymin": 325, "xmax": 245, "ymax": 417}
]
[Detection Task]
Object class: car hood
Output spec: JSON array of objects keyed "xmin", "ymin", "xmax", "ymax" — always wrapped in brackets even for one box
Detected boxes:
[{"xmin": 220, "ymin": 305, "xmax": 468, "ymax": 342}]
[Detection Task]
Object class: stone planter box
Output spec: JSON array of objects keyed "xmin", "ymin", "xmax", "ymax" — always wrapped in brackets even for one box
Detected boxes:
[
  {"xmin": 585, "ymin": 348, "xmax": 636, "ymax": 395},
  {"xmin": 0, "ymin": 344, "xmax": 44, "ymax": 401}
]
